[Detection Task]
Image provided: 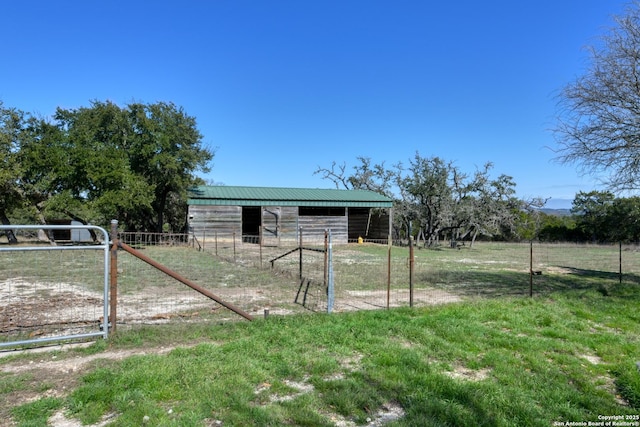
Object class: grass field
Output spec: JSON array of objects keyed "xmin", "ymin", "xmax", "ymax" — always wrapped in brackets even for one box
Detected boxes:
[
  {"xmin": 2, "ymin": 285, "xmax": 639, "ymax": 426},
  {"xmin": 1, "ymin": 242, "xmax": 640, "ymax": 426}
]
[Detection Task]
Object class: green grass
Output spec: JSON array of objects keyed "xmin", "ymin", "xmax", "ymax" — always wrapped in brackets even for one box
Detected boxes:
[{"xmin": 5, "ymin": 284, "xmax": 640, "ymax": 426}]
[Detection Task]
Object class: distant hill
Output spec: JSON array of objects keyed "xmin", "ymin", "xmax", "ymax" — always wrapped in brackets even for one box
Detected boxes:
[{"xmin": 539, "ymin": 208, "xmax": 572, "ymax": 217}]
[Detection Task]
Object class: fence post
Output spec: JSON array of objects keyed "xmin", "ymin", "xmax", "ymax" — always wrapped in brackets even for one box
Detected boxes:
[
  {"xmin": 299, "ymin": 226, "xmax": 303, "ymax": 280},
  {"xmin": 529, "ymin": 240, "xmax": 533, "ymax": 297},
  {"xmin": 260, "ymin": 226, "xmax": 263, "ymax": 268},
  {"xmin": 109, "ymin": 220, "xmax": 118, "ymax": 334},
  {"xmin": 324, "ymin": 230, "xmax": 328, "ymax": 287},
  {"xmin": 409, "ymin": 236, "xmax": 414, "ymax": 308},
  {"xmin": 327, "ymin": 229, "xmax": 334, "ymax": 313},
  {"xmin": 233, "ymin": 232, "xmax": 237, "ymax": 262},
  {"xmin": 620, "ymin": 241, "xmax": 623, "ymax": 284},
  {"xmin": 387, "ymin": 234, "xmax": 392, "ymax": 309}
]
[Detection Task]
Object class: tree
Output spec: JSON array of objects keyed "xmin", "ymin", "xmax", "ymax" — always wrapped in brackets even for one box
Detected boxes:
[
  {"xmin": 0, "ymin": 102, "xmax": 24, "ymax": 243},
  {"xmin": 399, "ymin": 154, "xmax": 453, "ymax": 246},
  {"xmin": 126, "ymin": 102, "xmax": 213, "ymax": 232},
  {"xmin": 605, "ymin": 196, "xmax": 640, "ymax": 242},
  {"xmin": 571, "ymin": 190, "xmax": 615, "ymax": 242},
  {"xmin": 537, "ymin": 213, "xmax": 578, "ymax": 242},
  {"xmin": 554, "ymin": 3, "xmax": 640, "ymax": 191},
  {"xmin": 50, "ymin": 101, "xmax": 214, "ymax": 232},
  {"xmin": 316, "ymin": 154, "xmax": 519, "ymax": 246},
  {"xmin": 0, "ymin": 100, "xmax": 213, "ymax": 236},
  {"xmin": 33, "ymin": 101, "xmax": 154, "ymax": 232}
]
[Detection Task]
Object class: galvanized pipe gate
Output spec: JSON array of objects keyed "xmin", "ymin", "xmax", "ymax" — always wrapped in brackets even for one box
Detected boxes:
[{"xmin": 0, "ymin": 224, "xmax": 110, "ymax": 348}]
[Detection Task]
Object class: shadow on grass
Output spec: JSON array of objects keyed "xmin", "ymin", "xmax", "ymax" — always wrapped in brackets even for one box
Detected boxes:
[{"xmin": 418, "ymin": 267, "xmax": 640, "ymax": 299}]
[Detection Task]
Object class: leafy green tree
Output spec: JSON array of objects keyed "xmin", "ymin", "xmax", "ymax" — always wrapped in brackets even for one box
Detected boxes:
[
  {"xmin": 0, "ymin": 102, "xmax": 25, "ymax": 243},
  {"xmin": 48, "ymin": 100, "xmax": 214, "ymax": 232},
  {"xmin": 126, "ymin": 102, "xmax": 213, "ymax": 232},
  {"xmin": 571, "ymin": 190, "xmax": 615, "ymax": 242},
  {"xmin": 399, "ymin": 154, "xmax": 453, "ymax": 246},
  {"xmin": 51, "ymin": 101, "xmax": 155, "ymax": 229},
  {"xmin": 0, "ymin": 99, "xmax": 213, "ymax": 235},
  {"xmin": 537, "ymin": 213, "xmax": 578, "ymax": 242},
  {"xmin": 606, "ymin": 196, "xmax": 640, "ymax": 242}
]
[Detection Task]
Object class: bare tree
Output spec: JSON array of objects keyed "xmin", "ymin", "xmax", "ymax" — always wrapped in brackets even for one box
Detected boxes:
[{"xmin": 554, "ymin": 3, "xmax": 640, "ymax": 191}]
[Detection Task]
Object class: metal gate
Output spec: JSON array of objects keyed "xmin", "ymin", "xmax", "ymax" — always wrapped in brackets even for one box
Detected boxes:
[{"xmin": 0, "ymin": 224, "xmax": 110, "ymax": 348}]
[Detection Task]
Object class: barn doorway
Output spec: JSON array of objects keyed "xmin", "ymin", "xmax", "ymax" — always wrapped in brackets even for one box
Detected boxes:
[{"xmin": 242, "ymin": 206, "xmax": 261, "ymax": 241}]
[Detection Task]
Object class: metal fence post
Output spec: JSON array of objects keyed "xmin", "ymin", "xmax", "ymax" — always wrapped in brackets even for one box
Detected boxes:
[
  {"xmin": 387, "ymin": 234, "xmax": 392, "ymax": 309},
  {"xmin": 409, "ymin": 236, "xmax": 414, "ymax": 307},
  {"xmin": 530, "ymin": 240, "xmax": 533, "ymax": 297},
  {"xmin": 324, "ymin": 230, "xmax": 328, "ymax": 287},
  {"xmin": 327, "ymin": 229, "xmax": 334, "ymax": 313},
  {"xmin": 619, "ymin": 241, "xmax": 623, "ymax": 284},
  {"xmin": 299, "ymin": 226, "xmax": 303, "ymax": 280},
  {"xmin": 109, "ymin": 220, "xmax": 118, "ymax": 334}
]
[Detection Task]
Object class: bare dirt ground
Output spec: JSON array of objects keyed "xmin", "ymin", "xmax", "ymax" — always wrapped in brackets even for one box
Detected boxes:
[{"xmin": 0, "ymin": 279, "xmax": 104, "ymax": 335}]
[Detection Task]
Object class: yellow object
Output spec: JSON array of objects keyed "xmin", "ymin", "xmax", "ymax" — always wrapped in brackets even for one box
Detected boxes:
[{"xmin": 358, "ymin": 236, "xmax": 363, "ymax": 244}]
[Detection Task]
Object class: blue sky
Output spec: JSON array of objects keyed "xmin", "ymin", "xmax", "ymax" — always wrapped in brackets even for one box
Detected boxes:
[{"xmin": 1, "ymin": 1, "xmax": 631, "ymax": 209}]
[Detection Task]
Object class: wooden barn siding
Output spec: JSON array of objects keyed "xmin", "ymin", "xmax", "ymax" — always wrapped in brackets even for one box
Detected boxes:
[
  {"xmin": 263, "ymin": 207, "xmax": 345, "ymax": 244},
  {"xmin": 260, "ymin": 206, "xmax": 298, "ymax": 245},
  {"xmin": 189, "ymin": 205, "xmax": 377, "ymax": 244},
  {"xmin": 188, "ymin": 205, "xmax": 241, "ymax": 240},
  {"xmin": 274, "ymin": 207, "xmax": 299, "ymax": 241},
  {"xmin": 297, "ymin": 215, "xmax": 348, "ymax": 244}
]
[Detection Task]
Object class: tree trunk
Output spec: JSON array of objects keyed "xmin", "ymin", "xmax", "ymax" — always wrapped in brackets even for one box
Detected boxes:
[
  {"xmin": 469, "ymin": 229, "xmax": 478, "ymax": 248},
  {"xmin": 35, "ymin": 203, "xmax": 56, "ymax": 245},
  {"xmin": 0, "ymin": 208, "xmax": 18, "ymax": 244}
]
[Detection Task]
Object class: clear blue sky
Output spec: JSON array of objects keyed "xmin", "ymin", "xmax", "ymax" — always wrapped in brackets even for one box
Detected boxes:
[{"xmin": 1, "ymin": 1, "xmax": 631, "ymax": 209}]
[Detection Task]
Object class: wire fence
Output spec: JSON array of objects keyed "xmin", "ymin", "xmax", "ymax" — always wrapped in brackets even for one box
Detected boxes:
[
  {"xmin": 0, "ymin": 225, "xmax": 110, "ymax": 347},
  {"xmin": 3, "ymin": 228, "xmax": 640, "ymax": 345}
]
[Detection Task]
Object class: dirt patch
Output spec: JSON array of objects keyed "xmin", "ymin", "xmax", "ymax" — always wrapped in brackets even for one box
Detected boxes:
[
  {"xmin": 340, "ymin": 289, "xmax": 461, "ymax": 311},
  {"xmin": 253, "ymin": 372, "xmax": 405, "ymax": 426},
  {"xmin": 0, "ymin": 344, "xmax": 178, "ymax": 426},
  {"xmin": 443, "ymin": 365, "xmax": 491, "ymax": 382},
  {"xmin": 580, "ymin": 354, "xmax": 603, "ymax": 365},
  {"xmin": 0, "ymin": 279, "xmax": 104, "ymax": 335}
]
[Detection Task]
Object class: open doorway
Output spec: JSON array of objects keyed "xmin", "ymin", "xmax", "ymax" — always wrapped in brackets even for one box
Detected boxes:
[{"xmin": 242, "ymin": 206, "xmax": 261, "ymax": 241}]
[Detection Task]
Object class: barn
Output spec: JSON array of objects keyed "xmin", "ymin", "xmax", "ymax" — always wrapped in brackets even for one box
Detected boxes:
[{"xmin": 187, "ymin": 185, "xmax": 394, "ymax": 244}]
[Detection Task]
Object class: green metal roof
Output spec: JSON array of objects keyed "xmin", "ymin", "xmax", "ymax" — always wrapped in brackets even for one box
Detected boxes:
[{"xmin": 187, "ymin": 185, "xmax": 393, "ymax": 208}]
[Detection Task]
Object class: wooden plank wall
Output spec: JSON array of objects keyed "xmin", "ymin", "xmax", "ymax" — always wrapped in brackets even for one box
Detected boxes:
[
  {"xmin": 298, "ymin": 215, "xmax": 348, "ymax": 244},
  {"xmin": 188, "ymin": 205, "xmax": 241, "ymax": 240},
  {"xmin": 189, "ymin": 205, "xmax": 374, "ymax": 245}
]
